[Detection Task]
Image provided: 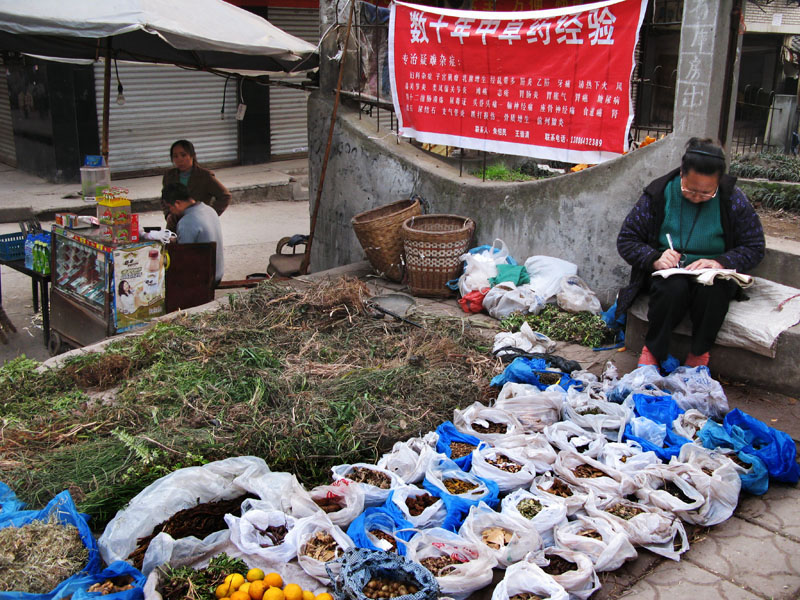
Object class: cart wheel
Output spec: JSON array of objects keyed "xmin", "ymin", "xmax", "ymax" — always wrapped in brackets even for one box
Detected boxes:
[{"xmin": 48, "ymin": 331, "xmax": 65, "ymax": 356}]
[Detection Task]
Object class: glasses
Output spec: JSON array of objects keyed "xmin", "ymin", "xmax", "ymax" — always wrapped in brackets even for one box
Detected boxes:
[{"xmin": 680, "ymin": 183, "xmax": 718, "ymax": 200}]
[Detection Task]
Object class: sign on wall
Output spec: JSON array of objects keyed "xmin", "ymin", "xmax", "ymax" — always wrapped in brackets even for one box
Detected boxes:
[{"xmin": 389, "ymin": 0, "xmax": 647, "ymax": 164}]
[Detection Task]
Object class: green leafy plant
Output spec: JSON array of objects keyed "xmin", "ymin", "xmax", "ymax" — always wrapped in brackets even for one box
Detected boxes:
[{"xmin": 501, "ymin": 304, "xmax": 614, "ymax": 348}]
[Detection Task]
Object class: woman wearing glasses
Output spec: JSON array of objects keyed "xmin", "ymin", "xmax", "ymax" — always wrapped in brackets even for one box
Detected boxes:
[{"xmin": 616, "ymin": 137, "xmax": 765, "ymax": 368}]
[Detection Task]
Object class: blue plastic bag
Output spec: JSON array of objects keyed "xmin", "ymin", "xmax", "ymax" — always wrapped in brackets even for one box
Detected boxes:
[
  {"xmin": 632, "ymin": 393, "xmax": 684, "ymax": 426},
  {"xmin": 347, "ymin": 507, "xmax": 415, "ymax": 556},
  {"xmin": 490, "ymin": 357, "xmax": 582, "ymax": 391},
  {"xmin": 0, "ymin": 481, "xmax": 26, "ymax": 515},
  {"xmin": 623, "ymin": 394, "xmax": 690, "ymax": 461},
  {"xmin": 382, "ymin": 488, "xmax": 446, "ymax": 529},
  {"xmin": 51, "ymin": 561, "xmax": 146, "ymax": 600},
  {"xmin": 0, "ymin": 491, "xmax": 102, "ymax": 600},
  {"xmin": 422, "ymin": 458, "xmax": 499, "ymax": 532},
  {"xmin": 696, "ymin": 420, "xmax": 770, "ymax": 495},
  {"xmin": 723, "ymin": 409, "xmax": 800, "ymax": 484},
  {"xmin": 435, "ymin": 421, "xmax": 487, "ymax": 471}
]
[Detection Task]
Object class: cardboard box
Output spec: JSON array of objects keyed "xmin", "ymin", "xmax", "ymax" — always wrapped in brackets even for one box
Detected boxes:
[
  {"xmin": 97, "ymin": 196, "xmax": 131, "ymax": 226},
  {"xmin": 98, "ymin": 224, "xmax": 133, "ymax": 245}
]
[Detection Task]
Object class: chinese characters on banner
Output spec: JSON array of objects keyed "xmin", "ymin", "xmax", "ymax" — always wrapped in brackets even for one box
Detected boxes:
[{"xmin": 389, "ymin": 0, "xmax": 647, "ymax": 163}]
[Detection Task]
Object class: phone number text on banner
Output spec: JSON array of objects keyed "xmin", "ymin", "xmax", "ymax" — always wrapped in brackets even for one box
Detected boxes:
[{"xmin": 388, "ymin": 0, "xmax": 647, "ymax": 164}]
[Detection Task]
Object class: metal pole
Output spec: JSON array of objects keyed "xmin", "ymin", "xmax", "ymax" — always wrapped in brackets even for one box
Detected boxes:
[{"xmin": 300, "ymin": 0, "xmax": 356, "ymax": 275}]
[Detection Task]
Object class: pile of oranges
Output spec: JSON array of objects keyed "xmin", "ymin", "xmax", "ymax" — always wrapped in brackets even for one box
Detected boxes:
[{"xmin": 215, "ymin": 569, "xmax": 333, "ymax": 600}]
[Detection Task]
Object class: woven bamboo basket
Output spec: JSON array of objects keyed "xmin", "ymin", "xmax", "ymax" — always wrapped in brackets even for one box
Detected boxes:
[
  {"xmin": 401, "ymin": 214, "xmax": 475, "ymax": 297},
  {"xmin": 352, "ymin": 198, "xmax": 422, "ymax": 282}
]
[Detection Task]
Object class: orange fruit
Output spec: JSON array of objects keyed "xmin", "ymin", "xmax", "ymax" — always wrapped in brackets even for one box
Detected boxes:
[
  {"xmin": 316, "ymin": 594, "xmax": 334, "ymax": 600},
  {"xmin": 227, "ymin": 574, "xmax": 246, "ymax": 591},
  {"xmin": 217, "ymin": 583, "xmax": 235, "ymax": 599},
  {"xmin": 264, "ymin": 573, "xmax": 283, "ymax": 589},
  {"xmin": 284, "ymin": 583, "xmax": 303, "ymax": 600},
  {"xmin": 231, "ymin": 592, "xmax": 251, "ymax": 600},
  {"xmin": 264, "ymin": 587, "xmax": 285, "ymax": 600},
  {"xmin": 239, "ymin": 583, "xmax": 251, "ymax": 596},
  {"xmin": 249, "ymin": 580, "xmax": 266, "ymax": 600},
  {"xmin": 302, "ymin": 591, "xmax": 315, "ymax": 600},
  {"xmin": 247, "ymin": 568, "xmax": 265, "ymax": 582}
]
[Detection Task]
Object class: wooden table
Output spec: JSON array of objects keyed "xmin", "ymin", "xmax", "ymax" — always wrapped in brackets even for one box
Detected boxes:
[{"xmin": 0, "ymin": 258, "xmax": 51, "ymax": 346}]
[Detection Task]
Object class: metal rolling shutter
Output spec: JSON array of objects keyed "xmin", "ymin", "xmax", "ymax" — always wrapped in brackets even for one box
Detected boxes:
[
  {"xmin": 94, "ymin": 61, "xmax": 239, "ymax": 175},
  {"xmin": 268, "ymin": 8, "xmax": 319, "ymax": 158},
  {"xmin": 0, "ymin": 60, "xmax": 16, "ymax": 167}
]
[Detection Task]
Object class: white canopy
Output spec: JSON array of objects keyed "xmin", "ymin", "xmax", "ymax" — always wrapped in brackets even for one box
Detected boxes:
[{"xmin": 0, "ymin": 0, "xmax": 318, "ymax": 73}]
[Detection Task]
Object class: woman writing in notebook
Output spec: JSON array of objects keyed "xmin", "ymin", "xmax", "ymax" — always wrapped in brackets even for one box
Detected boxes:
[{"xmin": 615, "ymin": 138, "xmax": 765, "ymax": 368}]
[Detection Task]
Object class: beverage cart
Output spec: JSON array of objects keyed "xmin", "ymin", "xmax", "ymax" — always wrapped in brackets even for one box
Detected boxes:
[{"xmin": 49, "ymin": 225, "xmax": 166, "ymax": 354}]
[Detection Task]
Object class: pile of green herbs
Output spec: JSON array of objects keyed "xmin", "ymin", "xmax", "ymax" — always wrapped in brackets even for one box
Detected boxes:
[
  {"xmin": 157, "ymin": 553, "xmax": 247, "ymax": 600},
  {"xmin": 0, "ymin": 278, "xmax": 496, "ymax": 527},
  {"xmin": 501, "ymin": 304, "xmax": 615, "ymax": 348}
]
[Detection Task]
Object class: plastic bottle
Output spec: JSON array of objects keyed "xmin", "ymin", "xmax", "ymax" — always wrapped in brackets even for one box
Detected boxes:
[
  {"xmin": 33, "ymin": 240, "xmax": 41, "ymax": 273},
  {"xmin": 24, "ymin": 234, "xmax": 34, "ymax": 269},
  {"xmin": 42, "ymin": 242, "xmax": 50, "ymax": 276}
]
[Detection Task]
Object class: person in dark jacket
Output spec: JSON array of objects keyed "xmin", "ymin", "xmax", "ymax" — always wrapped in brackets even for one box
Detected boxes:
[
  {"xmin": 161, "ymin": 139, "xmax": 232, "ymax": 231},
  {"xmin": 616, "ymin": 137, "xmax": 765, "ymax": 368}
]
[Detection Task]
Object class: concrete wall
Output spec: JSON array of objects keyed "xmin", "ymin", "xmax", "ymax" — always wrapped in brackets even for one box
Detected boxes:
[
  {"xmin": 744, "ymin": 1, "xmax": 800, "ymax": 34},
  {"xmin": 308, "ymin": 92, "xmax": 686, "ymax": 305}
]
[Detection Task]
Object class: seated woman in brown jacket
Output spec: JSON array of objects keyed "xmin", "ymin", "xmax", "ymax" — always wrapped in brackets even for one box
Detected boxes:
[{"xmin": 161, "ymin": 139, "xmax": 232, "ymax": 231}]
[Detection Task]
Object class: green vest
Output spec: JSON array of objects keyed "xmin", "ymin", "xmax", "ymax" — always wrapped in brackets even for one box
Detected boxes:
[{"xmin": 658, "ymin": 176, "xmax": 725, "ymax": 265}]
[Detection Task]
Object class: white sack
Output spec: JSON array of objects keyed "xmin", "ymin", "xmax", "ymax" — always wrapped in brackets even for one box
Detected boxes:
[
  {"xmin": 495, "ymin": 382, "xmax": 564, "ymax": 432},
  {"xmin": 377, "ymin": 432, "xmax": 439, "ymax": 484},
  {"xmin": 470, "ymin": 445, "xmax": 537, "ymax": 493},
  {"xmin": 671, "ymin": 409, "xmax": 709, "ymax": 440},
  {"xmin": 483, "ymin": 282, "xmax": 545, "ymax": 319},
  {"xmin": 493, "ymin": 322, "xmax": 557, "ymax": 357},
  {"xmin": 553, "ymin": 515, "xmax": 637, "ymax": 572},
  {"xmin": 225, "ymin": 509, "xmax": 298, "ymax": 563},
  {"xmin": 531, "ymin": 473, "xmax": 590, "ymax": 517},
  {"xmin": 534, "ymin": 547, "xmax": 600, "ymax": 600},
  {"xmin": 544, "ymin": 421, "xmax": 607, "ymax": 458},
  {"xmin": 556, "ymin": 275, "xmax": 602, "ymax": 315},
  {"xmin": 491, "ymin": 560, "xmax": 569, "ymax": 600},
  {"xmin": 99, "ymin": 456, "xmax": 287, "ymax": 567},
  {"xmin": 659, "ymin": 366, "xmax": 729, "ymax": 419},
  {"xmin": 459, "ymin": 501, "xmax": 544, "ymax": 568},
  {"xmin": 553, "ymin": 451, "xmax": 636, "ymax": 498},
  {"xmin": 500, "ymin": 488, "xmax": 568, "ymax": 547},
  {"xmin": 458, "ymin": 239, "xmax": 510, "ymax": 295},
  {"xmin": 387, "ymin": 485, "xmax": 447, "ymax": 529},
  {"xmin": 293, "ymin": 513, "xmax": 355, "ymax": 583},
  {"xmin": 404, "ymin": 527, "xmax": 498, "ymax": 600},
  {"xmin": 494, "ymin": 432, "xmax": 558, "ymax": 474},
  {"xmin": 453, "ymin": 402, "xmax": 524, "ymax": 443},
  {"xmin": 524, "ymin": 256, "xmax": 578, "ymax": 302},
  {"xmin": 290, "ymin": 481, "xmax": 365, "ymax": 529},
  {"xmin": 331, "ymin": 463, "xmax": 405, "ymax": 507}
]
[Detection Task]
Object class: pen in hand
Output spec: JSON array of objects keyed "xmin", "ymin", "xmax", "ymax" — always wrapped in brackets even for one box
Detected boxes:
[{"xmin": 666, "ymin": 233, "xmax": 674, "ymax": 252}]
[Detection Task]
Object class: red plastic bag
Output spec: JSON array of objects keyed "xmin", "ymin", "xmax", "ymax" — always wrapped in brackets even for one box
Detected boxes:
[{"xmin": 459, "ymin": 288, "xmax": 489, "ymax": 313}]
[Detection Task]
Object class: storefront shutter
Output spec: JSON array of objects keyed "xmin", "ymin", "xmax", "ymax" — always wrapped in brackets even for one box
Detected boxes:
[
  {"xmin": 0, "ymin": 59, "xmax": 17, "ymax": 167},
  {"xmin": 267, "ymin": 8, "xmax": 319, "ymax": 158},
  {"xmin": 94, "ymin": 61, "xmax": 239, "ymax": 175}
]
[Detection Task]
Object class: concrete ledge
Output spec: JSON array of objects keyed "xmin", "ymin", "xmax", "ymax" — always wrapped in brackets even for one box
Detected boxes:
[
  {"xmin": 754, "ymin": 236, "xmax": 800, "ymax": 290},
  {"xmin": 626, "ymin": 315, "xmax": 800, "ymax": 397}
]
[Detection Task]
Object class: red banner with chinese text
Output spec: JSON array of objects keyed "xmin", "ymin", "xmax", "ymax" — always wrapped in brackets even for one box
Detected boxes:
[{"xmin": 389, "ymin": 0, "xmax": 647, "ymax": 163}]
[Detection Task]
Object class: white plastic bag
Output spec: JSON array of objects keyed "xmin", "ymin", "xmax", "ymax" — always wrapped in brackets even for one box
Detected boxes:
[
  {"xmin": 629, "ymin": 416, "xmax": 667, "ymax": 447},
  {"xmin": 672, "ymin": 409, "xmax": 709, "ymax": 440},
  {"xmin": 423, "ymin": 456, "xmax": 492, "ymax": 503},
  {"xmin": 459, "ymin": 502, "xmax": 544, "ymax": 568},
  {"xmin": 553, "ymin": 451, "xmax": 636, "ymax": 497},
  {"xmin": 493, "ymin": 322, "xmax": 557, "ymax": 357},
  {"xmin": 562, "ymin": 390, "xmax": 632, "ymax": 441},
  {"xmin": 674, "ymin": 444, "xmax": 742, "ymax": 526},
  {"xmin": 491, "ymin": 560, "xmax": 569, "ymax": 600},
  {"xmin": 553, "ymin": 515, "xmax": 637, "ymax": 572},
  {"xmin": 533, "ymin": 548, "xmax": 600, "ymax": 600},
  {"xmin": 494, "ymin": 432, "xmax": 558, "ymax": 474},
  {"xmin": 524, "ymin": 256, "xmax": 578, "ymax": 302},
  {"xmin": 556, "ymin": 276, "xmax": 601, "ymax": 315},
  {"xmin": 483, "ymin": 283, "xmax": 545, "ymax": 319},
  {"xmin": 531, "ymin": 473, "xmax": 590, "ymax": 517},
  {"xmin": 632, "ymin": 463, "xmax": 707, "ymax": 522},
  {"xmin": 377, "ymin": 432, "xmax": 438, "ymax": 484},
  {"xmin": 293, "ymin": 513, "xmax": 355, "ymax": 583},
  {"xmin": 225, "ymin": 509, "xmax": 298, "ymax": 563},
  {"xmin": 500, "ymin": 488, "xmax": 568, "ymax": 547},
  {"xmin": 331, "ymin": 463, "xmax": 405, "ymax": 507},
  {"xmin": 458, "ymin": 240, "xmax": 510, "ymax": 296},
  {"xmin": 404, "ymin": 527, "xmax": 498, "ymax": 600},
  {"xmin": 495, "ymin": 382, "xmax": 564, "ymax": 432},
  {"xmin": 660, "ymin": 366, "xmax": 729, "ymax": 419},
  {"xmin": 544, "ymin": 421, "xmax": 607, "ymax": 458},
  {"xmin": 453, "ymin": 402, "xmax": 524, "ymax": 443},
  {"xmin": 387, "ymin": 485, "xmax": 447, "ymax": 529},
  {"xmin": 469, "ymin": 445, "xmax": 537, "ymax": 493},
  {"xmin": 291, "ymin": 481, "xmax": 366, "ymax": 528},
  {"xmin": 99, "ymin": 456, "xmax": 286, "ymax": 567},
  {"xmin": 597, "ymin": 441, "xmax": 660, "ymax": 476},
  {"xmin": 584, "ymin": 493, "xmax": 689, "ymax": 561},
  {"xmin": 607, "ymin": 365, "xmax": 667, "ymax": 404}
]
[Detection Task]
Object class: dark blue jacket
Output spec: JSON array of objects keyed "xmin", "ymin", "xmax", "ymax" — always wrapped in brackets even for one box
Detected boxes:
[{"xmin": 615, "ymin": 167, "xmax": 765, "ymax": 318}]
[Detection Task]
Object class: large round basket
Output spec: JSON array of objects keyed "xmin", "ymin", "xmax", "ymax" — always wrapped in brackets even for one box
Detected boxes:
[
  {"xmin": 352, "ymin": 198, "xmax": 422, "ymax": 282},
  {"xmin": 401, "ymin": 214, "xmax": 475, "ymax": 297}
]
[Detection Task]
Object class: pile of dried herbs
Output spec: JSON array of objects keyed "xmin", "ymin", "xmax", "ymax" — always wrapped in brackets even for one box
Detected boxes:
[
  {"xmin": 501, "ymin": 305, "xmax": 615, "ymax": 348},
  {"xmin": 0, "ymin": 517, "xmax": 88, "ymax": 594},
  {"xmin": 0, "ymin": 277, "xmax": 497, "ymax": 526},
  {"xmin": 157, "ymin": 553, "xmax": 248, "ymax": 600}
]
